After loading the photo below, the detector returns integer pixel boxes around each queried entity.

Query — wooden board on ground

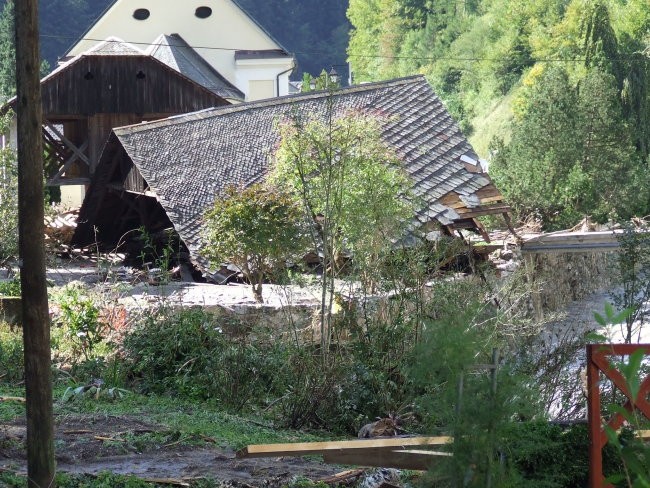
[237,436,452,459]
[237,436,453,470]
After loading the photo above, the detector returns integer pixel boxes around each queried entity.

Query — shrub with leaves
[0,114,17,264]
[54,283,103,361]
[202,184,307,302]
[122,307,285,411]
[0,274,20,296]
[272,109,415,353]
[0,323,23,383]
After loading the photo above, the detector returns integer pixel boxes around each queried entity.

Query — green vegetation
[202,184,307,302]
[273,110,414,353]
[347,0,650,229]
[0,113,17,263]
[1,254,648,486]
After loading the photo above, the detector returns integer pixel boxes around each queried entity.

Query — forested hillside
[0,0,349,82]
[348,0,650,228]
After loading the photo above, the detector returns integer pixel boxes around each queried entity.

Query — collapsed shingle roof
[97,75,506,263]
[148,34,244,101]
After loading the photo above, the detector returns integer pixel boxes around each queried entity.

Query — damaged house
[72,75,510,279]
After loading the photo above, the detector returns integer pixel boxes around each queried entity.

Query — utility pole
[15,0,56,486]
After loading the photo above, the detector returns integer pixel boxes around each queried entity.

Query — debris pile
[44,208,78,250]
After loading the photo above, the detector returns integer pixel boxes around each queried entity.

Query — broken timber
[237,436,452,471]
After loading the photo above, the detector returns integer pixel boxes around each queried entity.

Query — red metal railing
[587,344,650,488]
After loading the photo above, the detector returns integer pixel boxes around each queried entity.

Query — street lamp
[328,67,339,85]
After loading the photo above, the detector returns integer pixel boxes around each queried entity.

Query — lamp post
[328,67,339,86]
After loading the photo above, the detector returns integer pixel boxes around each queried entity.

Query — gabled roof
[148,34,244,101]
[80,75,507,263]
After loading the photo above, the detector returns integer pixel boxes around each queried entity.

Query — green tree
[574,68,642,221]
[201,183,307,303]
[491,65,643,228]
[0,113,17,263]
[490,66,581,228]
[272,108,413,352]
[0,0,15,100]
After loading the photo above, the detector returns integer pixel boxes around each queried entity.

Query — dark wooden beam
[15,0,56,485]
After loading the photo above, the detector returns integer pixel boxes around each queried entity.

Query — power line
[39,33,650,65]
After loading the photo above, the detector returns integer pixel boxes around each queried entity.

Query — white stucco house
[62,0,296,102]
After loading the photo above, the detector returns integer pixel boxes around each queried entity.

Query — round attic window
[195,6,212,18]
[133,8,150,20]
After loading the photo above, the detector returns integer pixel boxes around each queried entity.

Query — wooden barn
[3,38,230,203]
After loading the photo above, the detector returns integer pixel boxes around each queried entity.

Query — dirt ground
[0,414,341,486]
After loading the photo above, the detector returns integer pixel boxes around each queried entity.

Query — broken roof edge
[112,75,430,137]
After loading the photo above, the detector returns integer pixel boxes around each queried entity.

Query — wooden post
[587,345,604,488]
[15,0,56,486]
[486,348,500,488]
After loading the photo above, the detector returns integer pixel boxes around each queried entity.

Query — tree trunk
[15,0,55,486]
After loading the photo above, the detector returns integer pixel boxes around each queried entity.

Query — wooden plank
[478,195,504,204]
[455,205,511,218]
[237,436,452,458]
[475,185,503,199]
[472,218,490,243]
[45,177,90,186]
[637,430,650,440]
[322,448,447,471]
[439,194,460,206]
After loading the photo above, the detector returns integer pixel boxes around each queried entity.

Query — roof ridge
[84,36,145,55]
[114,75,429,136]
[147,33,244,100]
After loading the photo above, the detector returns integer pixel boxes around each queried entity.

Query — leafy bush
[503,422,626,488]
[0,324,23,383]
[0,275,20,296]
[53,283,103,361]
[122,307,284,412]
[202,184,307,303]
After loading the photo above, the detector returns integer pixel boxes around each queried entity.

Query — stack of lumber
[44,209,78,245]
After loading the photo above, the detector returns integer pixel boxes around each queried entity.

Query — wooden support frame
[587,344,650,488]
[42,121,90,184]
[43,121,90,166]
